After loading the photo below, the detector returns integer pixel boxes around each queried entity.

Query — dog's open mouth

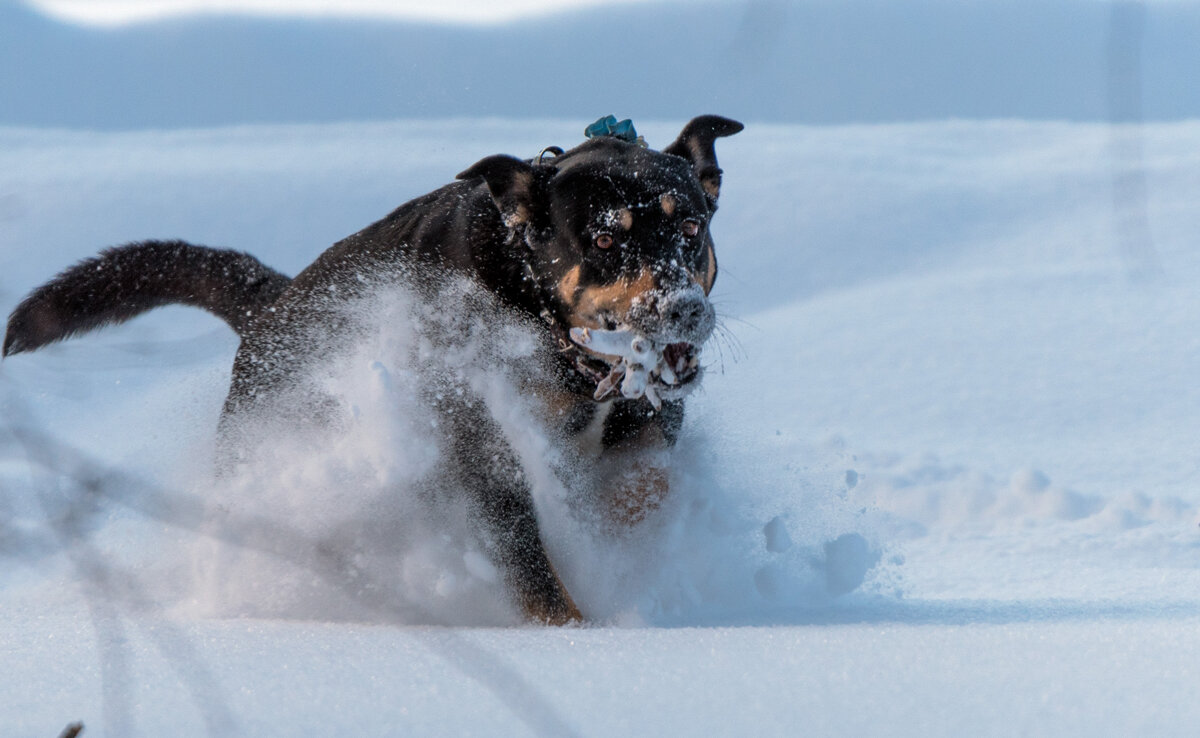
[660,341,702,386]
[568,326,702,409]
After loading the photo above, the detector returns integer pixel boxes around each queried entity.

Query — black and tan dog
[3,115,742,624]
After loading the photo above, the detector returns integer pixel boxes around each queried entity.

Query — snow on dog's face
[458,116,741,401]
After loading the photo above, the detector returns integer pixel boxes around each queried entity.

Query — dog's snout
[630,286,715,345]
[661,291,706,327]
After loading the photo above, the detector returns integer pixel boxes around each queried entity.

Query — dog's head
[459,115,742,399]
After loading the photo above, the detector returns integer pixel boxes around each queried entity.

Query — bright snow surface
[2,118,1200,735]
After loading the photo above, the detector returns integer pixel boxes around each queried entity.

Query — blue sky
[6,0,1200,129]
[24,0,655,25]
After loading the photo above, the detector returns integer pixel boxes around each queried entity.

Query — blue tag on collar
[585,115,644,146]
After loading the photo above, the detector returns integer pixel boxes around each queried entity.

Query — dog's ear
[457,155,542,229]
[663,115,744,204]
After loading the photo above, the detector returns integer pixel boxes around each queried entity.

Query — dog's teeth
[659,363,677,385]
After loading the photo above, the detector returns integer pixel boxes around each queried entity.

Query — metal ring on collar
[535,146,564,164]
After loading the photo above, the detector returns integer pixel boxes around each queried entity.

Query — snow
[8,615,1200,737]
[4,72,1200,738]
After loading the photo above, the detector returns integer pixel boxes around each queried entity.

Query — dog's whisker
[704,331,730,377]
[715,312,759,332]
[708,319,745,366]
[722,327,747,363]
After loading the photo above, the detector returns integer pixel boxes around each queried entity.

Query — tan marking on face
[703,243,717,294]
[557,265,582,305]
[618,208,633,231]
[660,193,677,216]
[687,243,717,295]
[570,268,657,328]
[701,175,721,200]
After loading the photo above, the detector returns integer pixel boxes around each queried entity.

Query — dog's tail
[3,240,291,357]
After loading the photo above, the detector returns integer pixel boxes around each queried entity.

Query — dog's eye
[681,220,701,238]
[595,233,615,249]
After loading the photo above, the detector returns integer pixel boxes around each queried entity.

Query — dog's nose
[656,288,713,338]
[661,292,705,326]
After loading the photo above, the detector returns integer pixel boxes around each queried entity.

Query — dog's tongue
[568,326,687,409]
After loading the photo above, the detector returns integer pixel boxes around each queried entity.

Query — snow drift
[4,117,1200,735]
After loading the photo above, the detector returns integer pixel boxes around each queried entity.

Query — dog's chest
[570,401,616,459]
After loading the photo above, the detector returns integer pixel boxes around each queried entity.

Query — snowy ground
[3,117,1200,736]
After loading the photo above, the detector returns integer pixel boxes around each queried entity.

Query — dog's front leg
[605,458,670,527]
[596,399,684,527]
[471,473,582,625]
[445,399,581,625]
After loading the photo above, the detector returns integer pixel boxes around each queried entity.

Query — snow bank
[4,118,1200,735]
